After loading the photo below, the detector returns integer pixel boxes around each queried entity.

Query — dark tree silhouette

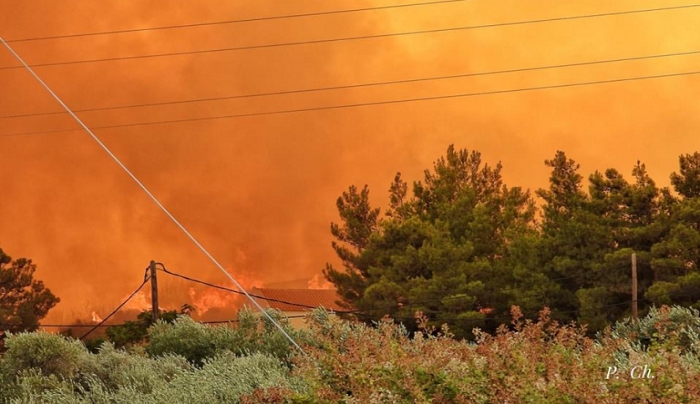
[0,248,59,334]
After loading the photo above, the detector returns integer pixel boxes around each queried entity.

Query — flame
[188,287,243,315]
[7,0,700,328]
[122,291,151,312]
[187,269,263,316]
[91,311,103,323]
[308,273,334,289]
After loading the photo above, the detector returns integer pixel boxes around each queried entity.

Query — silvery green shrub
[604,305,700,352]
[2,332,87,379]
[146,309,308,366]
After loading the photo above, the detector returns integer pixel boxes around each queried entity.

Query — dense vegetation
[1,307,700,403]
[326,146,700,336]
[3,145,700,401]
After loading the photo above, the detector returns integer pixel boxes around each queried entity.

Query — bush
[604,305,700,353]
[4,307,700,402]
[145,316,217,366]
[75,342,191,394]
[2,331,87,379]
[292,307,700,402]
[148,352,307,403]
[4,368,78,403]
[0,345,303,403]
[146,308,308,366]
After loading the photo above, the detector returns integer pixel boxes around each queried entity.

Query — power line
[157,263,350,312]
[21,283,700,329]
[1,3,697,70]
[3,68,700,139]
[157,261,636,318]
[80,269,150,340]
[4,0,472,43]
[201,315,307,325]
[3,48,699,121]
[0,315,309,329]
[0,37,306,354]
[4,271,698,331]
[6,287,698,330]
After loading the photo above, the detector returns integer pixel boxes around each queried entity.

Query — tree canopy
[0,248,59,334]
[326,145,700,337]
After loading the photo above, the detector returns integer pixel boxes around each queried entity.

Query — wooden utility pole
[150,260,159,322]
[631,253,638,321]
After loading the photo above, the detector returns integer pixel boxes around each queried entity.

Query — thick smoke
[0,0,699,323]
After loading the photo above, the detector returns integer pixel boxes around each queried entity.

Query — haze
[1,0,699,323]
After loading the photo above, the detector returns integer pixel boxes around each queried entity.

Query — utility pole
[631,253,638,321]
[150,260,159,323]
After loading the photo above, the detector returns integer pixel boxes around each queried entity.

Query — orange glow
[91,311,103,323]
[308,273,334,289]
[122,291,152,313]
[185,269,263,317]
[188,287,243,315]
[0,1,698,322]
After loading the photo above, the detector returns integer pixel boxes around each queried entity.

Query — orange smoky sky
[0,0,699,324]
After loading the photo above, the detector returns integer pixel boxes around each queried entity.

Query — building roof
[250,287,346,312]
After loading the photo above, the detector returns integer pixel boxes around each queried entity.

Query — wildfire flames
[69,269,315,324]
[122,291,152,313]
[91,311,103,323]
[188,287,243,315]
[187,270,264,316]
[307,273,334,289]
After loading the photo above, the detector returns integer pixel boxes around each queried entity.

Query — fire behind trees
[3,145,700,342]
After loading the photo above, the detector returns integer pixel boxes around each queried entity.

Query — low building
[249,287,346,329]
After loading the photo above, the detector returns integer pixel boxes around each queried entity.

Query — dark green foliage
[326,145,700,335]
[103,304,192,348]
[670,152,700,198]
[645,154,700,309]
[0,248,59,334]
[326,145,539,337]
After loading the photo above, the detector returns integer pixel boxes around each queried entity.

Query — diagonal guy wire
[0,36,305,354]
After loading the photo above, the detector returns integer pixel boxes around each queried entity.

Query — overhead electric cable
[157,263,348,312]
[3,48,699,121]
[6,289,696,330]
[3,68,700,139]
[0,36,305,354]
[0,315,309,330]
[0,3,697,70]
[4,0,472,43]
[5,272,695,331]
[201,315,307,324]
[79,269,150,340]
[157,262,638,317]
